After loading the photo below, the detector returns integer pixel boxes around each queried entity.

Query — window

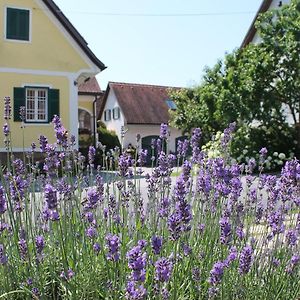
[104,109,111,121]
[6,7,30,41]
[26,88,48,122]
[13,87,60,123]
[166,99,177,110]
[113,107,120,120]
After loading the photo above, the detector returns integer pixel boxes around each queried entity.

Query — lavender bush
[0,98,299,299]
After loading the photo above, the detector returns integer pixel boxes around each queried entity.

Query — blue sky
[54,0,262,89]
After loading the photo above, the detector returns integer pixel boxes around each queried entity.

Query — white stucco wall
[101,89,125,140]
[124,124,183,153]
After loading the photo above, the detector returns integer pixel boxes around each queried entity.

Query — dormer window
[166,99,177,110]
[6,7,30,41]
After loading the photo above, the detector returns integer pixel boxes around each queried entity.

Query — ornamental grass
[0,97,299,299]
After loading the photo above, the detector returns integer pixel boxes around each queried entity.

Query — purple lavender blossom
[224,246,237,267]
[126,281,147,300]
[18,239,28,261]
[0,244,8,265]
[286,255,300,274]
[35,235,45,254]
[236,226,245,240]
[221,122,236,148]
[118,153,133,177]
[267,210,285,236]
[52,115,68,148]
[286,229,298,247]
[0,186,6,215]
[182,244,192,256]
[19,106,26,122]
[86,226,97,239]
[159,197,170,218]
[93,243,101,254]
[137,149,148,167]
[238,245,253,275]
[160,123,169,140]
[167,212,182,241]
[190,128,202,163]
[154,257,173,282]
[39,135,48,152]
[3,123,9,137]
[151,236,163,255]
[31,288,40,297]
[60,268,75,281]
[105,234,120,261]
[86,188,100,209]
[219,217,232,245]
[88,146,96,166]
[127,244,147,282]
[137,240,147,249]
[44,184,58,210]
[208,261,225,286]
[4,97,11,120]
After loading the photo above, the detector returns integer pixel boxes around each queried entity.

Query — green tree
[170,0,300,153]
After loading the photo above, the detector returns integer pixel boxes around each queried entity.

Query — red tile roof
[99,82,181,125]
[241,0,273,48]
[78,77,102,95]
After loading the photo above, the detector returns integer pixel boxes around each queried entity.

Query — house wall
[101,89,125,141]
[0,0,100,151]
[125,124,182,153]
[0,72,72,150]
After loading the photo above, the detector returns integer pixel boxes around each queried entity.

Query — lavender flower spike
[239,245,253,275]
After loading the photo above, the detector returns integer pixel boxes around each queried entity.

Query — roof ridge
[109,81,182,89]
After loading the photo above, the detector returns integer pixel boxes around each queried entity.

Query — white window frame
[4,6,32,43]
[25,87,48,123]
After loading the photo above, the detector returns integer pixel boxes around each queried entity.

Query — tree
[170,0,300,153]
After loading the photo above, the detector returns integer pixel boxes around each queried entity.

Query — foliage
[98,126,121,152]
[1,116,300,299]
[170,0,300,155]
[231,122,296,170]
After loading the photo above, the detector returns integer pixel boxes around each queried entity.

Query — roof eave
[240,0,273,48]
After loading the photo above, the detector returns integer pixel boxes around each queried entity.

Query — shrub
[0,108,299,298]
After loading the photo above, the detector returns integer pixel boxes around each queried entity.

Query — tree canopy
[170,0,300,150]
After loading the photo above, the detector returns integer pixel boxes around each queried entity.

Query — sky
[54,0,262,90]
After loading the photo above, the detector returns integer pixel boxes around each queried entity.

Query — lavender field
[0,101,299,299]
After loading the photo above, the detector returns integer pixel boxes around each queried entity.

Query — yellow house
[0,0,106,152]
[78,77,104,148]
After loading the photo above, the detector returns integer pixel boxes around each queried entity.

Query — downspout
[93,96,98,148]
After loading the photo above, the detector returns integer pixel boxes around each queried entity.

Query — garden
[0,101,299,299]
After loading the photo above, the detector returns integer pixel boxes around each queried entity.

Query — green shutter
[13,87,25,122]
[6,8,29,41]
[48,89,60,123]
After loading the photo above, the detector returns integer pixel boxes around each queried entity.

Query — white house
[241,0,291,47]
[98,82,185,158]
[241,0,293,125]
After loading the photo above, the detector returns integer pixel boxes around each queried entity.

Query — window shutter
[48,89,60,123]
[6,8,29,41]
[13,87,25,122]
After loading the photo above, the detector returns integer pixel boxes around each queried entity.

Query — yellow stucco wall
[0,0,101,150]
[0,73,70,148]
[78,95,94,114]
[0,0,90,72]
